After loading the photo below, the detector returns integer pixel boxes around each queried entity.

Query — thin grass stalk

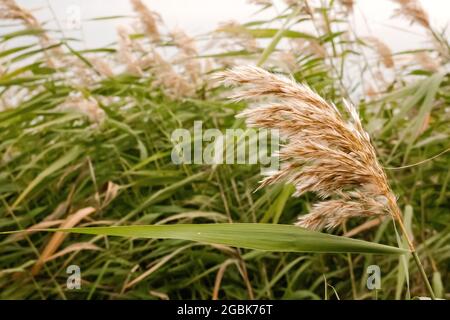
[390,203,436,299]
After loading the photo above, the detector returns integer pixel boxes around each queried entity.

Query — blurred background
[15,0,450,49]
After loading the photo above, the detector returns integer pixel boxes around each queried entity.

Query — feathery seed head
[392,0,430,29]
[364,37,395,69]
[216,65,400,230]
[130,0,161,41]
[59,93,105,125]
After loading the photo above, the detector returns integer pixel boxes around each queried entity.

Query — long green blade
[48,223,406,254]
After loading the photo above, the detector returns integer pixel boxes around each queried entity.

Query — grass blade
[41,223,408,254]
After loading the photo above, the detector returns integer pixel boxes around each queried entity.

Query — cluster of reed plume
[0,0,210,113]
[2,0,446,108]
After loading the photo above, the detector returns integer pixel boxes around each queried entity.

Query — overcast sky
[16,0,450,52]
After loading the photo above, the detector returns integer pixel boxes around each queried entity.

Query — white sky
[15,0,450,52]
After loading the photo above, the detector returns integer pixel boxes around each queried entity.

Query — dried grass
[392,0,430,29]
[31,207,96,275]
[338,0,354,13]
[364,37,395,69]
[216,65,403,230]
[0,0,64,67]
[130,0,161,41]
[171,29,202,85]
[58,92,105,124]
[414,52,440,72]
[117,25,144,76]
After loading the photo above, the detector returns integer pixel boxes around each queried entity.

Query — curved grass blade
[47,223,407,254]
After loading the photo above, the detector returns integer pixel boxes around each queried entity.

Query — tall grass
[0,0,448,299]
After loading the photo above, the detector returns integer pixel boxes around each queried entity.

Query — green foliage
[0,0,448,300]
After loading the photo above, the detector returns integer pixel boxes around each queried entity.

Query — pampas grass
[130,0,161,41]
[392,0,430,29]
[365,37,395,69]
[0,0,64,67]
[217,65,437,298]
[216,65,395,229]
[117,25,144,76]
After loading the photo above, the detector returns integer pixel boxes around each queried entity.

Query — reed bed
[0,0,448,299]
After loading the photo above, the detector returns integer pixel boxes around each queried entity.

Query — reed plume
[130,0,160,42]
[392,0,430,29]
[291,38,326,58]
[364,37,395,69]
[171,29,202,86]
[216,65,397,230]
[116,25,143,76]
[0,0,38,26]
[338,0,354,13]
[89,56,115,78]
[0,0,64,67]
[59,92,105,125]
[217,65,436,298]
[150,49,195,99]
[414,52,440,72]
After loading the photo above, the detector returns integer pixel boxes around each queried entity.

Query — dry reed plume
[0,0,64,67]
[58,92,105,124]
[364,37,395,69]
[414,51,440,72]
[171,29,202,86]
[217,66,436,298]
[338,0,354,13]
[216,65,405,232]
[392,0,430,29]
[130,0,161,42]
[117,25,144,76]
[0,0,39,27]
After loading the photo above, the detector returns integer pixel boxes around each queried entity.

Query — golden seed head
[217,65,400,230]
